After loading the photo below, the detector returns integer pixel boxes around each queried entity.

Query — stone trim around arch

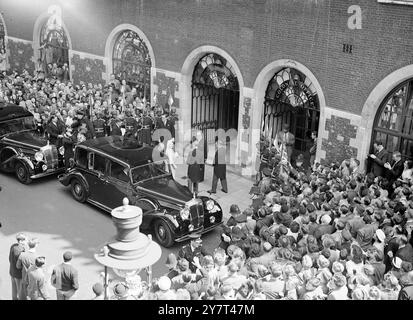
[103,23,156,95]
[0,12,9,68]
[358,64,413,167]
[179,45,245,169]
[250,59,326,173]
[32,10,73,62]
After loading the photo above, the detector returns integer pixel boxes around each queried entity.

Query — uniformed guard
[93,112,106,138]
[177,233,209,273]
[124,109,138,136]
[139,110,153,145]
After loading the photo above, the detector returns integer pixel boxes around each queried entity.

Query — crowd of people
[3,66,413,300]
[0,68,178,170]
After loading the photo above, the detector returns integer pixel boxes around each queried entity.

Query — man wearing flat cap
[26,256,49,300]
[178,234,209,273]
[51,251,79,300]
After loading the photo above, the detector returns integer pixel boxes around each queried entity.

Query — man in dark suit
[209,139,228,194]
[51,251,79,300]
[178,234,209,273]
[46,114,64,145]
[384,151,404,186]
[368,140,390,178]
[9,233,27,300]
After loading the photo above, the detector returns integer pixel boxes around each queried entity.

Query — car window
[108,160,130,183]
[89,153,107,174]
[76,148,88,168]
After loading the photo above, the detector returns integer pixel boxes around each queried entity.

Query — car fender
[0,146,19,168]
[62,172,90,194]
[16,155,35,171]
[145,211,179,230]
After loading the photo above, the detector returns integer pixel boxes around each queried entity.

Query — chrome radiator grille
[41,145,59,169]
[187,199,205,229]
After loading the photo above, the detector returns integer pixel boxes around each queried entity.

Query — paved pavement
[0,164,253,300]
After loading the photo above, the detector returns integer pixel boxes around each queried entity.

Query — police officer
[93,112,106,138]
[139,110,153,145]
[110,114,124,136]
[177,233,209,273]
[124,109,138,136]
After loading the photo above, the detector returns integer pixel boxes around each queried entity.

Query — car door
[86,151,112,208]
[105,159,135,209]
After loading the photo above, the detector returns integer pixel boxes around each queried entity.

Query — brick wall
[6,39,34,74]
[70,53,106,86]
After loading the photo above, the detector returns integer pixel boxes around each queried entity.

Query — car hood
[2,131,48,150]
[136,177,194,206]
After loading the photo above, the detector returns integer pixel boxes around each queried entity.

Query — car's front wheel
[15,162,32,184]
[71,179,87,203]
[153,219,174,248]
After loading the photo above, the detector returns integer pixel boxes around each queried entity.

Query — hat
[188,233,202,240]
[230,204,241,215]
[332,261,344,274]
[165,253,178,269]
[158,276,172,291]
[263,242,272,252]
[262,167,272,177]
[113,283,128,297]
[375,229,385,243]
[320,214,332,225]
[393,257,402,269]
[16,233,27,241]
[63,251,73,261]
[92,283,104,296]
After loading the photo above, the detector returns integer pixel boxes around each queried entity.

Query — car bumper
[174,221,223,243]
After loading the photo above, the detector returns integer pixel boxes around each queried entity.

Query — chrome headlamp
[206,200,215,211]
[34,151,44,162]
[180,206,190,220]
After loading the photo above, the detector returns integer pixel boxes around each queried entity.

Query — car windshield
[0,116,36,137]
[131,161,169,183]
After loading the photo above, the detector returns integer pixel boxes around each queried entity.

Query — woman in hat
[378,273,401,300]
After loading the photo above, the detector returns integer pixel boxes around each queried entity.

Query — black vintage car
[58,136,223,247]
[0,103,65,184]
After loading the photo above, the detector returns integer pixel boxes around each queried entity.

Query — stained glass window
[373,79,413,160]
[192,53,239,91]
[39,14,69,75]
[112,30,152,99]
[262,67,320,153]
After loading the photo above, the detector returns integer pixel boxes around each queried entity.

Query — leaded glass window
[373,79,413,160]
[112,30,152,99]
[192,53,239,91]
[262,67,320,153]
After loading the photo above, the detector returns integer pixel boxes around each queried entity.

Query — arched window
[39,14,70,76]
[262,67,320,155]
[372,79,413,160]
[112,30,152,99]
[191,53,240,147]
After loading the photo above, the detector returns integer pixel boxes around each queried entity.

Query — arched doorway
[262,67,320,162]
[38,14,70,77]
[371,79,413,160]
[191,53,240,148]
[112,30,152,100]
